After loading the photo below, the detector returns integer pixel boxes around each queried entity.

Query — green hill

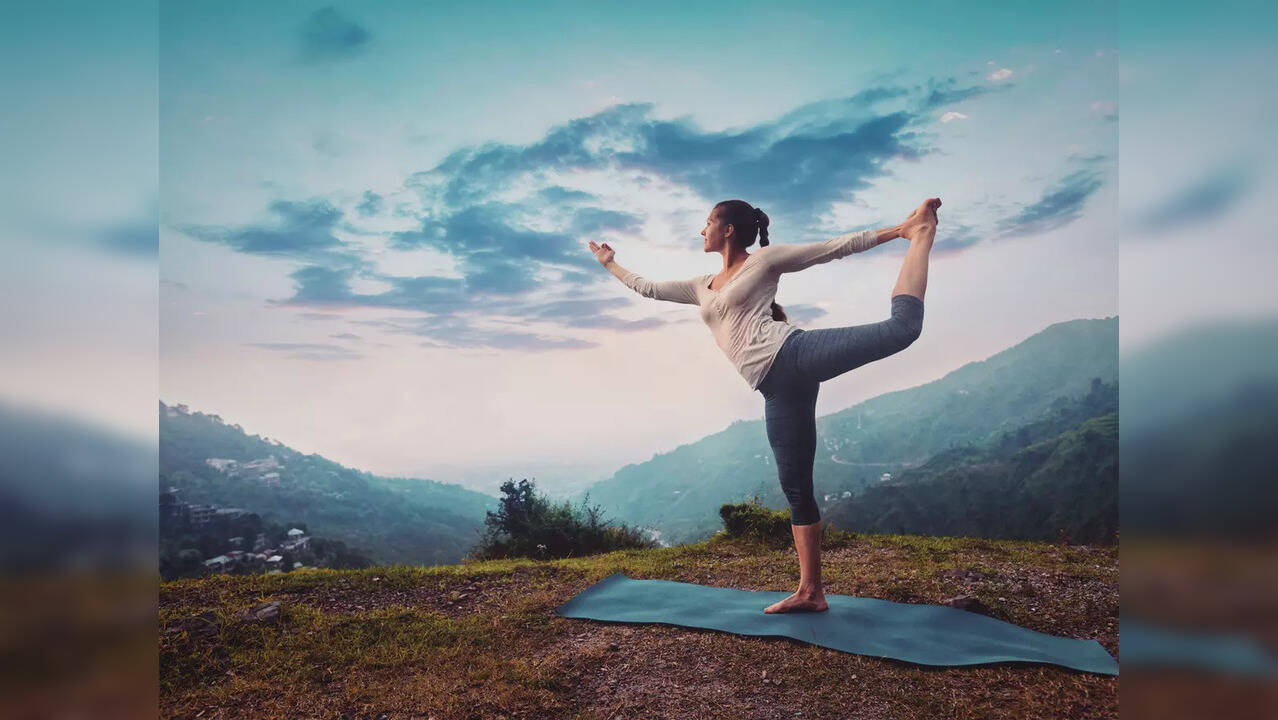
[825,410,1117,543]
[159,401,497,565]
[574,316,1118,544]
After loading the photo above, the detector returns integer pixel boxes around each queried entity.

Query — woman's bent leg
[788,294,924,384]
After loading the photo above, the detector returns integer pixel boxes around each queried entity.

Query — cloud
[987,68,1014,82]
[939,111,968,123]
[330,332,361,340]
[919,76,998,109]
[537,186,598,203]
[97,216,158,256]
[298,6,371,63]
[295,311,343,321]
[406,95,944,231]
[353,315,598,351]
[995,167,1105,238]
[176,198,364,267]
[231,79,998,351]
[570,207,645,235]
[245,342,364,361]
[356,191,383,217]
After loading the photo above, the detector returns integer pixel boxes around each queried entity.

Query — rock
[942,595,992,616]
[608,643,620,651]
[761,670,768,679]
[240,601,281,624]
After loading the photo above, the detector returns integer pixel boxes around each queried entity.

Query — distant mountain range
[159,402,497,565]
[572,316,1119,545]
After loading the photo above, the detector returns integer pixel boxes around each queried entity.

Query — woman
[588,197,940,613]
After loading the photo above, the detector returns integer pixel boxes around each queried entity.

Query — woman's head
[703,199,787,323]
[703,199,770,251]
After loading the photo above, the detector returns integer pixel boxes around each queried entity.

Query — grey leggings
[757,293,925,526]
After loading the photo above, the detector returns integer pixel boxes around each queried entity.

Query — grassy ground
[160,525,1117,720]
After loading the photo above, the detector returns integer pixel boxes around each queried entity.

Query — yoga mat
[555,573,1118,676]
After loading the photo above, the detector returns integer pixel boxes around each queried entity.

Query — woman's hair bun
[754,207,770,246]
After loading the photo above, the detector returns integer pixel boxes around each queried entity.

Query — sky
[153,0,1121,489]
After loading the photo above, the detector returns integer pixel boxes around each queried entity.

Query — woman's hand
[587,240,615,267]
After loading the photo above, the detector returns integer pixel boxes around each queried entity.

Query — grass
[160,528,1118,719]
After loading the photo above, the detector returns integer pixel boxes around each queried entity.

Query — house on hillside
[204,555,232,572]
[205,458,238,473]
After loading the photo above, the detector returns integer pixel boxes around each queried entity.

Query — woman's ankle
[798,581,824,595]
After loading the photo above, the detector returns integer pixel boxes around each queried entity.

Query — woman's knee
[788,498,821,526]
[890,293,924,347]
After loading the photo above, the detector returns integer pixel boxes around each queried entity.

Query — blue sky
[156,1,1119,487]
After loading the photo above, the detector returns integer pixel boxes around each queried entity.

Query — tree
[471,478,655,560]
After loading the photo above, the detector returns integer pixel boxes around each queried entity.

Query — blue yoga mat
[555,573,1118,676]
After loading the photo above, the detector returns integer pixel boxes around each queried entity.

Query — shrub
[469,478,657,560]
[718,495,796,546]
[717,497,859,548]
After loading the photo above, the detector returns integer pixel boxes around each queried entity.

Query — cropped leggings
[756,293,925,526]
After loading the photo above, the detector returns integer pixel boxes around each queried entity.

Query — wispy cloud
[356,191,383,217]
[177,198,364,268]
[996,158,1107,238]
[245,342,364,361]
[297,6,371,63]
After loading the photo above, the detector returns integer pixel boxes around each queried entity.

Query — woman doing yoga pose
[589,197,940,613]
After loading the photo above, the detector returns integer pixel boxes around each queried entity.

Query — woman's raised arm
[764,226,901,274]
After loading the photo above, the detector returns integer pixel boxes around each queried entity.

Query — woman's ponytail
[755,207,784,320]
[754,206,770,246]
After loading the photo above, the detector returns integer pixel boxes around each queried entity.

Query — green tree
[471,478,655,560]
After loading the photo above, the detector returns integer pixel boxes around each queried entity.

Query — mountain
[159,402,497,566]
[824,409,1117,543]
[572,316,1118,544]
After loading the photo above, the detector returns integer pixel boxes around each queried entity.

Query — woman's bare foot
[764,588,829,614]
[900,197,941,241]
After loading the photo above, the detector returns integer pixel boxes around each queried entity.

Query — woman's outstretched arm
[614,264,701,305]
[589,240,701,305]
[764,225,902,274]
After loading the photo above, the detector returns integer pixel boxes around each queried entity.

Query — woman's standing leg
[759,365,829,613]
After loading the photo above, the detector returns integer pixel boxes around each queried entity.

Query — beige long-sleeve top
[619,228,880,390]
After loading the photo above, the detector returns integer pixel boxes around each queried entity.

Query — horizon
[160,311,1117,494]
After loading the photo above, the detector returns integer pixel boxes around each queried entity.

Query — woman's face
[701,209,730,251]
